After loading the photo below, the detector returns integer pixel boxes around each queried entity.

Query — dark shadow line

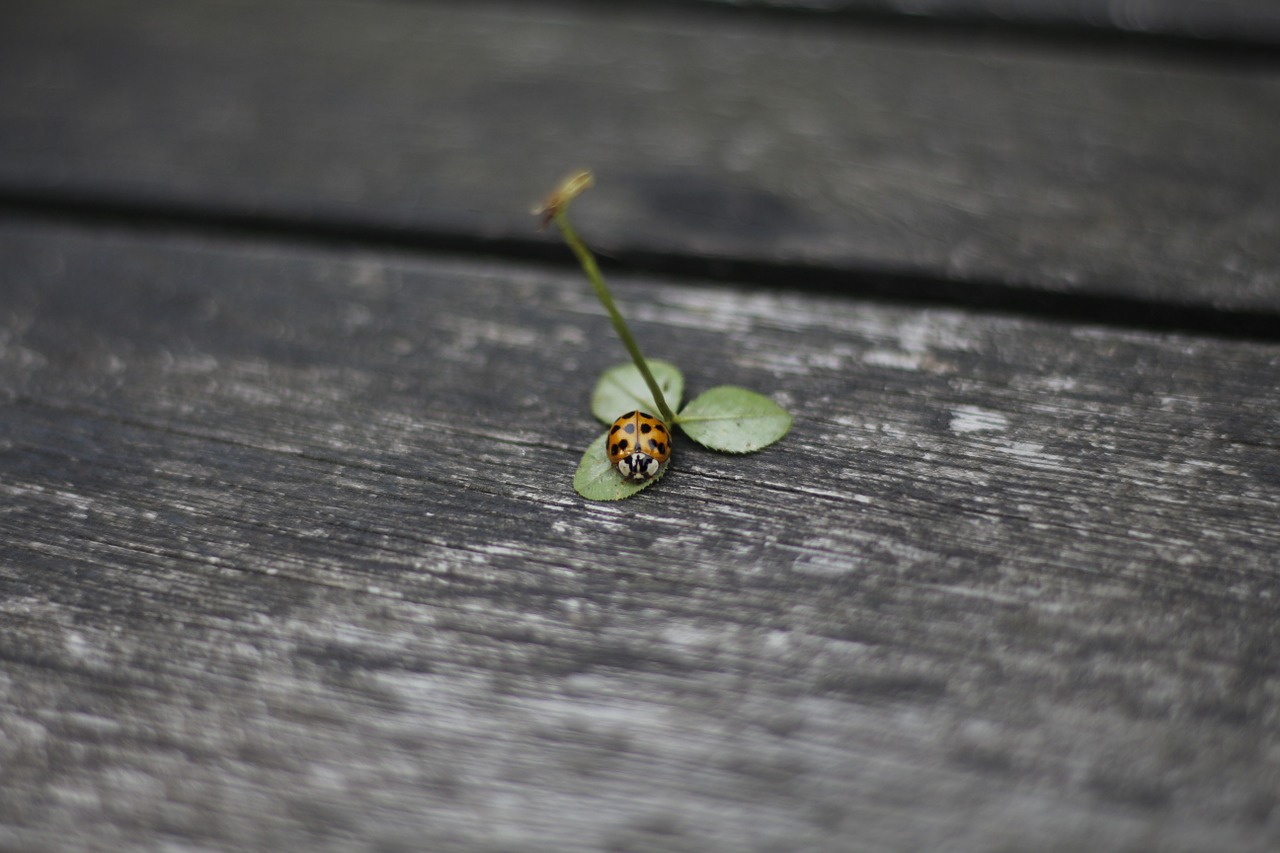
[1,191,1277,344]
[451,0,1280,69]
[608,246,1280,343]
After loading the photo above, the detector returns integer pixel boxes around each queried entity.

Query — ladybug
[607,410,671,481]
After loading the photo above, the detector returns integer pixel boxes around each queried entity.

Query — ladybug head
[617,452,660,481]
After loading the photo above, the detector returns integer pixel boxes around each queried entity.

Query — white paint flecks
[863,349,926,371]
[949,405,1009,434]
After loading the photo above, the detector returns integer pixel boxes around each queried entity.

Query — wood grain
[3,0,1280,317]
[680,0,1280,45]
[2,220,1277,851]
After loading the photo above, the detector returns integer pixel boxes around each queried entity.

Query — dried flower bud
[534,170,594,228]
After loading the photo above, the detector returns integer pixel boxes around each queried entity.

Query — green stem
[552,210,676,425]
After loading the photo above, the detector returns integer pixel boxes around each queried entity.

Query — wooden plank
[3,0,1280,318]
[682,0,1280,45]
[2,220,1278,850]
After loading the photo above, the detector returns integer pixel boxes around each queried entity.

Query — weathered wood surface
[682,0,1280,45]
[4,0,1280,850]
[4,0,1280,318]
[2,220,1279,851]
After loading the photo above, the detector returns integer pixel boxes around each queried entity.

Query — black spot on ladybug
[654,424,667,434]
[622,411,636,419]
[655,442,667,454]
[640,423,652,434]
[610,424,621,434]
[617,439,629,451]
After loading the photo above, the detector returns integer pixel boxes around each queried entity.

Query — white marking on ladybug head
[617,452,660,481]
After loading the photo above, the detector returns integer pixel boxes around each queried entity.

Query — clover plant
[537,171,791,500]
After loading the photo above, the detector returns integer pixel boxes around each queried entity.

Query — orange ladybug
[607,410,671,481]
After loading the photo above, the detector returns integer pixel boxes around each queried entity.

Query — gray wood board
[2,220,1278,851]
[673,0,1280,45]
[3,0,1280,316]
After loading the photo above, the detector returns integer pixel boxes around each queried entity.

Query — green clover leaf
[591,360,684,424]
[677,386,792,453]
